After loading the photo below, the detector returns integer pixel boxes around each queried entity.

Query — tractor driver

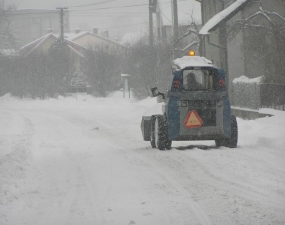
[186,72,203,90]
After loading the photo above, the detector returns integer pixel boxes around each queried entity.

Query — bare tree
[125,38,173,99]
[228,7,285,84]
[84,46,121,97]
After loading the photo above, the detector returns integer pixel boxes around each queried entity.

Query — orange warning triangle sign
[184,110,203,128]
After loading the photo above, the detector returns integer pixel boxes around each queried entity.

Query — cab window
[182,69,213,91]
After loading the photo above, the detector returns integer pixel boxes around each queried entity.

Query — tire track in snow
[174,152,285,209]
[128,152,213,225]
[130,146,285,224]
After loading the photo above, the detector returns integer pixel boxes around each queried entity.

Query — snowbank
[233,75,262,84]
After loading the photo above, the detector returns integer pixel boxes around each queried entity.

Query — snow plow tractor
[141,51,238,150]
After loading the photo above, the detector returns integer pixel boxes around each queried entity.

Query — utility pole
[156,11,161,40]
[56,7,68,42]
[172,0,179,58]
[149,0,154,47]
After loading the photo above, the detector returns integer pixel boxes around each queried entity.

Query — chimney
[93,28,98,35]
[101,30,109,38]
[47,27,53,33]
[75,28,81,34]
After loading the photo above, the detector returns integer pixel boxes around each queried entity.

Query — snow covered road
[0,93,285,225]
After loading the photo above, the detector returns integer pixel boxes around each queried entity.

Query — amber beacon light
[188,50,195,56]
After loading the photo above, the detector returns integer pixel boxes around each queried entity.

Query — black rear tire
[150,115,157,148]
[165,140,172,150]
[215,115,238,148]
[154,115,167,150]
[227,115,238,148]
[215,139,226,147]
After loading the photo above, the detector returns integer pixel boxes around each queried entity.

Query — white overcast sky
[5,0,200,39]
[5,0,150,32]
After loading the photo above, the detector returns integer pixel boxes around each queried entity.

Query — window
[182,68,212,91]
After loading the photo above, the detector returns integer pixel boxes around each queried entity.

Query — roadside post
[121,74,131,98]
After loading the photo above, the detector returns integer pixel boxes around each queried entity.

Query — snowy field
[0,92,284,225]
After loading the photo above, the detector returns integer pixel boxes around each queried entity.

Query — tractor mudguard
[167,96,180,140]
[167,70,182,140]
[219,69,231,138]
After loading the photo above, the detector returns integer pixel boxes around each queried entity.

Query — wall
[227,11,245,103]
[242,0,285,80]
[201,0,285,105]
[202,0,228,83]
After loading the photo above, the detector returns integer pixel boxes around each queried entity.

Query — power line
[69,0,116,8]
[70,12,148,17]
[7,2,171,16]
[69,1,169,9]
[70,21,147,30]
[7,11,61,16]
[8,12,148,20]
[6,4,146,16]
[69,4,149,12]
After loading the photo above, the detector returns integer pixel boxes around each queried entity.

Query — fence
[232,76,261,110]
[232,76,285,111]
[260,84,285,111]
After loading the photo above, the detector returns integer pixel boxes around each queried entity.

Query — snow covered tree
[69,69,89,93]
[84,46,121,97]
[48,38,71,95]
[228,7,285,84]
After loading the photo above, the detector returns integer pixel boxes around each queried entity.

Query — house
[19,33,86,71]
[197,0,285,102]
[64,29,126,53]
[7,9,70,49]
[18,31,126,94]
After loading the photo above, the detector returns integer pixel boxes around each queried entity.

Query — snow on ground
[0,92,285,225]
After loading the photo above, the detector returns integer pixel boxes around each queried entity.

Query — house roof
[199,0,250,35]
[157,0,201,26]
[19,33,56,55]
[120,32,144,46]
[65,31,125,48]
[19,33,87,57]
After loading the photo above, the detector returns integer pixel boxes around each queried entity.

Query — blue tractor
[141,52,238,150]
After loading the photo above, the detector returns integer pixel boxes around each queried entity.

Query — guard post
[121,74,131,98]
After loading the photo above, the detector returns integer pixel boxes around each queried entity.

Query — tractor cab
[141,51,238,150]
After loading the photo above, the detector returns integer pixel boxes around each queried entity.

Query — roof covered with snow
[120,32,145,46]
[64,31,125,48]
[199,0,249,35]
[173,56,214,69]
[19,33,86,57]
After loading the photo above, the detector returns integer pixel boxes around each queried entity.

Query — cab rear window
[182,69,213,91]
